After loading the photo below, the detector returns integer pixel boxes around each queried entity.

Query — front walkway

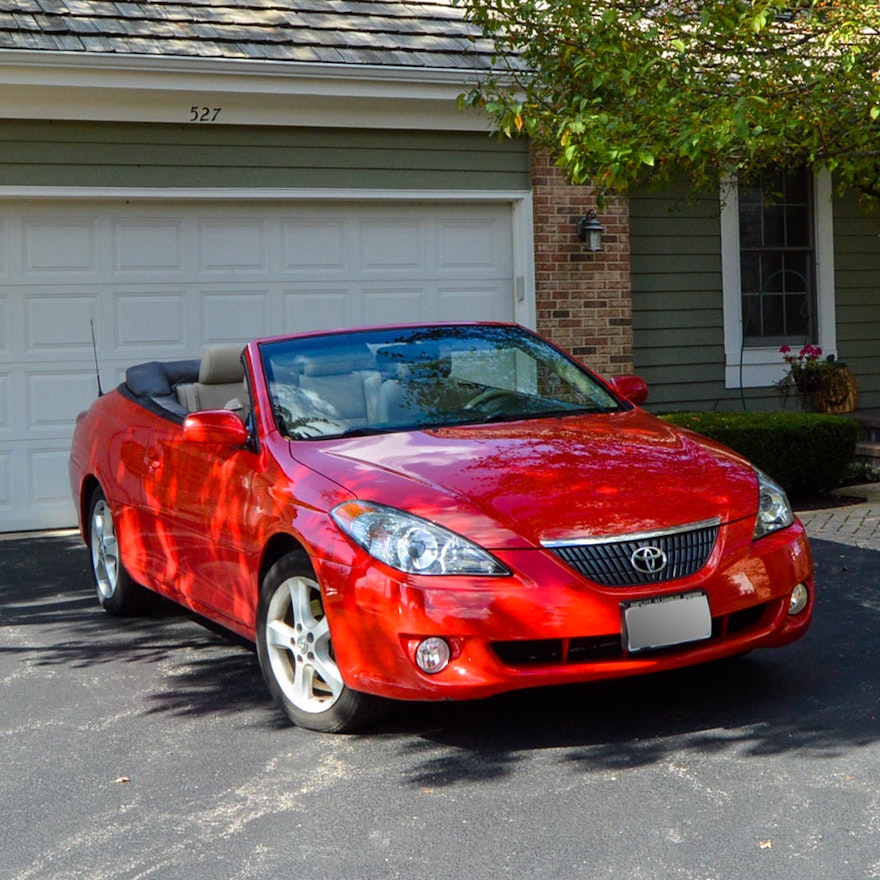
[798,482,880,552]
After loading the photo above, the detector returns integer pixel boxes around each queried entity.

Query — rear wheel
[87,487,157,616]
[256,553,388,733]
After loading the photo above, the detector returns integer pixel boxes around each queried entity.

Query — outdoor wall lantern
[576,209,604,252]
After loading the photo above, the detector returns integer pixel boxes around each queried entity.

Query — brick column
[530,149,633,376]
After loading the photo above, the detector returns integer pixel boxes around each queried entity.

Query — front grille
[491,635,622,667]
[546,520,720,587]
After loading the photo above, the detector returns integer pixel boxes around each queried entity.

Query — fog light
[415,637,451,674]
[788,583,809,616]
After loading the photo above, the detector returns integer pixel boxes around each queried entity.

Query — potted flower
[777,345,858,413]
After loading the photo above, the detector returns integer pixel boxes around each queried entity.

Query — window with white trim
[722,168,836,389]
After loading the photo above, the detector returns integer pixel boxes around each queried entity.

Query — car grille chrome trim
[543,518,722,547]
[544,519,721,587]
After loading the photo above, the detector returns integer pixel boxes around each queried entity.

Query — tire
[256,553,388,733]
[87,487,157,617]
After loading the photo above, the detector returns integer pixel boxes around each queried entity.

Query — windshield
[260,324,624,440]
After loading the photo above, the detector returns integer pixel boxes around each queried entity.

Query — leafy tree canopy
[455,1,880,202]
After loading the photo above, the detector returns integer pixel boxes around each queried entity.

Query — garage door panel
[3,198,517,532]
[0,372,8,432]
[283,220,349,273]
[0,221,7,276]
[0,442,73,533]
[115,292,187,350]
[0,448,11,511]
[23,219,99,275]
[362,287,430,325]
[437,219,509,273]
[284,288,354,334]
[437,285,512,322]
[199,219,269,274]
[26,294,96,355]
[28,446,72,508]
[360,222,424,272]
[28,371,96,435]
[202,290,272,342]
[0,294,9,352]
[112,219,184,274]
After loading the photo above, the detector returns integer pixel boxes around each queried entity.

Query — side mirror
[609,375,649,406]
[183,410,249,447]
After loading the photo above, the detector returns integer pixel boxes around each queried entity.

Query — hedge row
[660,411,859,499]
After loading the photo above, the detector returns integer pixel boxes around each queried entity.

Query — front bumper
[316,517,814,701]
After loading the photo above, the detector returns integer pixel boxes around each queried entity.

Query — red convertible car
[69,322,813,732]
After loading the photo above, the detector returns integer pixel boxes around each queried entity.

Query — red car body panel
[69,324,814,705]
[290,411,759,548]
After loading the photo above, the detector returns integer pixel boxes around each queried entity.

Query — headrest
[199,344,245,385]
[126,359,200,398]
[375,342,451,377]
[294,345,373,376]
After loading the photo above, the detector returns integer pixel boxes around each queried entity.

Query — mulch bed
[793,493,866,512]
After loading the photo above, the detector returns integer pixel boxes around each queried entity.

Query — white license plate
[623,591,712,653]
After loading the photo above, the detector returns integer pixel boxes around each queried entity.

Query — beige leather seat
[296,354,382,426]
[375,342,466,423]
[176,344,246,413]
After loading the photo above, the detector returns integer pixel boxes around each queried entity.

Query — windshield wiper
[454,406,616,426]
[329,425,393,439]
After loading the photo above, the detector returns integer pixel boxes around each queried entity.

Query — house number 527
[190,106,222,122]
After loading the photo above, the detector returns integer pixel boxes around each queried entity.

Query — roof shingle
[0,0,499,70]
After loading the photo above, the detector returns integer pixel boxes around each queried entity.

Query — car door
[140,396,262,629]
[100,396,173,589]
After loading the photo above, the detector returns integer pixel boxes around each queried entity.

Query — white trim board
[0,51,494,131]
[721,170,836,389]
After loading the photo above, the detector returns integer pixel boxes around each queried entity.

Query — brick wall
[530,150,633,376]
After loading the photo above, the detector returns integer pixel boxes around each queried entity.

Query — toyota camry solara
[69,322,813,732]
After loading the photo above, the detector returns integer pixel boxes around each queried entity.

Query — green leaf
[459,0,880,203]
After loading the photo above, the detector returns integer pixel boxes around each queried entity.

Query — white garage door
[0,198,517,533]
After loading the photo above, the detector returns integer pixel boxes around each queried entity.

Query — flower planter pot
[810,367,859,414]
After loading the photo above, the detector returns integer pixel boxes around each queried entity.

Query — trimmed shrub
[661,411,858,499]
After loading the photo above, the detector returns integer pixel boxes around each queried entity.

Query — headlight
[753,469,794,539]
[330,500,509,576]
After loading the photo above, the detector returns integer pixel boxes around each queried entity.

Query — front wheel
[87,487,157,616]
[256,553,388,733]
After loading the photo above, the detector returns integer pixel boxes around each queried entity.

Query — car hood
[289,410,759,549]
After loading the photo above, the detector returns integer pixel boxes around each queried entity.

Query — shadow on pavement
[2,534,878,771]
[0,533,268,720]
[381,538,880,782]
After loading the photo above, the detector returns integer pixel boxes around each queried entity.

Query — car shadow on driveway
[2,535,877,766]
[0,533,270,721]
[380,538,880,784]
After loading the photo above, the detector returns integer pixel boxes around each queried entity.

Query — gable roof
[0,0,497,71]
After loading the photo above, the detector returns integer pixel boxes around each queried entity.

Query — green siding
[0,120,531,191]
[631,183,880,412]
[630,185,749,412]
[831,193,880,408]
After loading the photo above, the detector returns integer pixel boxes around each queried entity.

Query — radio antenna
[90,319,104,397]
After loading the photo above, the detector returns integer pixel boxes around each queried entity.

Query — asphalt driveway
[1,531,878,880]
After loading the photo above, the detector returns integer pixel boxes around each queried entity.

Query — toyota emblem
[630,545,668,574]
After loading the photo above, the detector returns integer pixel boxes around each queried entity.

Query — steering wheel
[463,387,518,410]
